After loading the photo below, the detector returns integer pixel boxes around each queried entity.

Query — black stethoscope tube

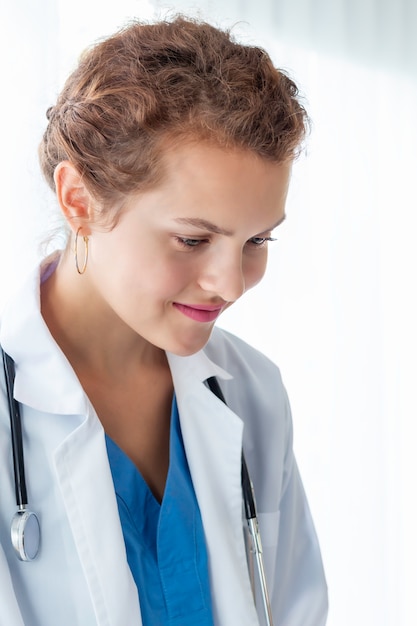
[2,348,40,561]
[2,349,28,508]
[206,376,274,626]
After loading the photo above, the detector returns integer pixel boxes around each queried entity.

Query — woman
[0,16,328,626]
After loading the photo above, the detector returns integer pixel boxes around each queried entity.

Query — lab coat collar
[0,253,87,415]
[0,256,88,415]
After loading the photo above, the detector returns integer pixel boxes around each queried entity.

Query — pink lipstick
[173,303,224,323]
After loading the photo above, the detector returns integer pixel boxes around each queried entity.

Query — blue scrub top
[105,397,214,626]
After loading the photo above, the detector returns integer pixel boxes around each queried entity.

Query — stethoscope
[2,348,273,625]
[2,348,41,562]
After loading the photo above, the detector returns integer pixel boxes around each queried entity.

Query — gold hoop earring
[74,227,89,275]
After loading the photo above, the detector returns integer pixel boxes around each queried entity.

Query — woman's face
[86,143,291,356]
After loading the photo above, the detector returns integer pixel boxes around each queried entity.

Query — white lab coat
[0,262,328,626]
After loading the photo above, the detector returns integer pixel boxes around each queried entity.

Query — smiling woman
[0,15,327,626]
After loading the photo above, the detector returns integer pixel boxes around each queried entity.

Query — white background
[1,1,416,624]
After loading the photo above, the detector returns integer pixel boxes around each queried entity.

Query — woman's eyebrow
[173,217,234,236]
[173,214,286,236]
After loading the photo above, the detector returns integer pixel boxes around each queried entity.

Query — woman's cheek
[244,253,268,291]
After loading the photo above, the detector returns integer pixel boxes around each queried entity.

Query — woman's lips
[173,302,224,323]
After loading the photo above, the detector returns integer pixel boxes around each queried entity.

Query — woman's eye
[176,237,206,248]
[248,236,277,247]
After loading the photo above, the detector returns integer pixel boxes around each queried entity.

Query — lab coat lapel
[168,352,260,626]
[53,404,142,626]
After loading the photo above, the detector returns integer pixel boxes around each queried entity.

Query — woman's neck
[40,251,169,382]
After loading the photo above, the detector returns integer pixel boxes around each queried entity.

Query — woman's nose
[198,254,246,303]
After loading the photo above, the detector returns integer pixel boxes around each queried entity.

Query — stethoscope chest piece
[11,509,40,561]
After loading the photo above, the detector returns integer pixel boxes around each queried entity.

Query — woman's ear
[54,161,94,235]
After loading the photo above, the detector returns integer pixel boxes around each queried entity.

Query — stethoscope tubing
[2,349,28,508]
[2,348,40,561]
[206,376,275,626]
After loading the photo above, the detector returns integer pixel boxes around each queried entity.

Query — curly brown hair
[39,16,308,213]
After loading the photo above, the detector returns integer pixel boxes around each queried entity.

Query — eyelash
[175,236,277,249]
[176,237,208,248]
[249,236,277,247]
